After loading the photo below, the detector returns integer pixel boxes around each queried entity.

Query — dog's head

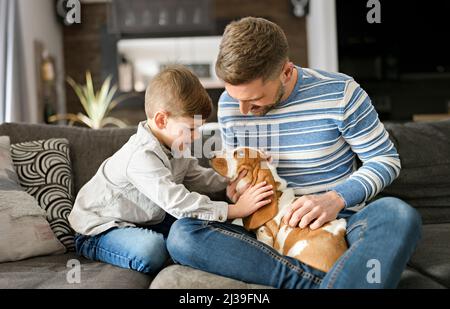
[210,147,279,230]
[209,147,271,181]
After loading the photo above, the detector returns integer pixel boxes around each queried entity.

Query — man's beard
[250,82,285,116]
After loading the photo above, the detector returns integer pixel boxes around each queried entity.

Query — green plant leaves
[59,71,130,129]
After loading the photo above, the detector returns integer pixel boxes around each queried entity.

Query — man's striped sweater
[218,67,401,209]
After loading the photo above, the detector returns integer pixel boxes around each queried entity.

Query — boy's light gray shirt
[68,121,229,236]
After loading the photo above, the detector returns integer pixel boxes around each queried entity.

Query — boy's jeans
[74,214,176,275]
[167,197,422,288]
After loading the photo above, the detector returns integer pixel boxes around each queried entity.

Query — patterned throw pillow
[10,138,75,251]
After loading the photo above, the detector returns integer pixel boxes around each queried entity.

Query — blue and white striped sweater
[218,67,401,209]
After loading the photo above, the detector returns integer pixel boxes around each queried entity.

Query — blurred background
[1,0,449,126]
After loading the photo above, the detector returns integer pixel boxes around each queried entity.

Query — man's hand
[226,170,250,203]
[283,191,346,230]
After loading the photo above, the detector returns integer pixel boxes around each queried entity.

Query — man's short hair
[215,17,289,85]
[145,65,212,119]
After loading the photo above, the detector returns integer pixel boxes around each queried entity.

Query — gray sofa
[0,120,449,289]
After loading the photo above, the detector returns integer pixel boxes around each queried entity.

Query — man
[167,17,421,288]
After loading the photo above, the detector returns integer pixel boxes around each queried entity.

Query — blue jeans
[74,214,176,274]
[167,197,422,288]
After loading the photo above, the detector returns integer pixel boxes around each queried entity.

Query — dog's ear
[237,165,248,176]
[234,165,253,194]
[259,149,273,164]
[243,171,278,231]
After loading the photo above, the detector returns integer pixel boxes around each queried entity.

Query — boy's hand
[282,191,345,230]
[227,181,274,219]
[226,170,249,203]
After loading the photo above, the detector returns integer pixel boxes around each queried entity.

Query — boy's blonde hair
[145,65,212,119]
[215,17,289,85]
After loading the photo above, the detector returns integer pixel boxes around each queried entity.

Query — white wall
[306,0,339,72]
[17,0,65,123]
[118,36,224,90]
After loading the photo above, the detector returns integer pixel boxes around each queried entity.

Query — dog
[210,147,348,272]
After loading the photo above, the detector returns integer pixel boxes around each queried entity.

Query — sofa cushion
[0,123,136,194]
[152,224,450,290]
[382,120,450,223]
[10,138,75,250]
[150,264,273,289]
[150,264,446,289]
[0,136,22,191]
[0,190,65,263]
[407,223,450,288]
[397,267,446,289]
[0,253,152,289]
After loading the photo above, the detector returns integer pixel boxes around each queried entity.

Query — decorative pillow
[10,138,75,251]
[0,190,66,262]
[0,136,22,191]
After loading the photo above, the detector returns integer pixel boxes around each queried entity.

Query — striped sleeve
[330,80,401,208]
[218,94,238,151]
[219,124,235,151]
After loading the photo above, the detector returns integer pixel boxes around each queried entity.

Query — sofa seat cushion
[398,267,446,289]
[0,253,152,288]
[407,223,450,288]
[150,265,273,289]
[151,224,450,289]
[151,265,446,289]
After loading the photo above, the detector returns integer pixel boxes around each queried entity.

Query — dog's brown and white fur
[210,147,348,272]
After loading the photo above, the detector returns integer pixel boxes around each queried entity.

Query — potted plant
[49,72,130,129]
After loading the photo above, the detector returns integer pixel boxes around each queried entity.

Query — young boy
[68,66,274,274]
